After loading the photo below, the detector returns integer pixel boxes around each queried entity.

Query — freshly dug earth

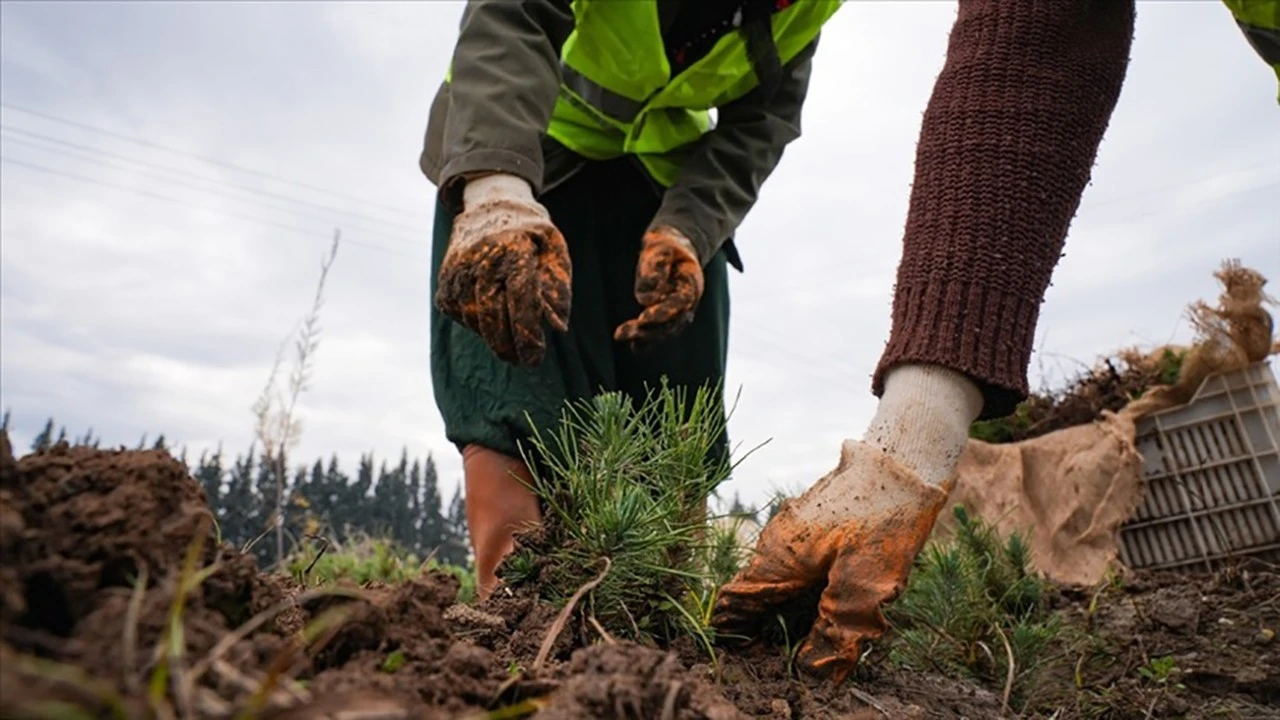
[1,436,1277,719]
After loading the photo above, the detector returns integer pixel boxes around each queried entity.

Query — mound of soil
[0,434,1276,719]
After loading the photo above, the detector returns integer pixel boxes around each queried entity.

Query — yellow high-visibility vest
[1223,0,1280,102]
[547,0,842,186]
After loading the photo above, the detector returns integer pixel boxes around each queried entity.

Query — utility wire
[731,320,863,393]
[4,100,1272,227]
[1,132,426,250]
[4,149,859,388]
[765,171,1280,297]
[0,101,432,222]
[1,155,427,258]
[0,125,431,236]
[1083,179,1280,226]
[1080,157,1280,211]
[12,101,1266,388]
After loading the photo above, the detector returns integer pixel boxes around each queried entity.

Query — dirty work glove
[711,440,950,683]
[712,365,983,683]
[435,173,572,366]
[613,226,703,350]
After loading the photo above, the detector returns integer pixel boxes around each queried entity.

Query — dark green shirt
[418,0,820,271]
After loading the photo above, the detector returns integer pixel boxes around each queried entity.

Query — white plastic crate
[1119,359,1280,572]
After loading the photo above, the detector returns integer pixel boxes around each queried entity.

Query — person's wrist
[462,172,535,210]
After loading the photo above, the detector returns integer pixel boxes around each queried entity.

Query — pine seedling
[702,515,751,589]
[887,505,1062,708]
[507,380,761,648]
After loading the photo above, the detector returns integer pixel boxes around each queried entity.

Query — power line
[1,132,426,250]
[0,101,433,222]
[1086,179,1280,226]
[766,169,1279,296]
[1080,157,1280,211]
[3,157,865,401]
[731,320,863,393]
[0,155,427,258]
[2,146,861,384]
[0,125,431,236]
[2,146,842,389]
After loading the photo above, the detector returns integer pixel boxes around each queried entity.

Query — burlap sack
[935,259,1275,588]
[934,410,1145,588]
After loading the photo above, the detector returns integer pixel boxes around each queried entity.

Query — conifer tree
[408,458,423,546]
[195,447,225,509]
[417,454,448,557]
[4,414,478,570]
[440,484,470,566]
[221,447,258,550]
[31,418,54,453]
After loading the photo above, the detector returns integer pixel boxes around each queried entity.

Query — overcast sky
[1,1,1276,512]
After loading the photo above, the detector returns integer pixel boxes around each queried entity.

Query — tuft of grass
[887,505,1063,708]
[702,515,752,589]
[1138,655,1184,688]
[285,533,476,603]
[505,380,764,650]
[380,649,407,674]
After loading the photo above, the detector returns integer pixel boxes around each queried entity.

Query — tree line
[6,411,771,570]
[9,414,470,569]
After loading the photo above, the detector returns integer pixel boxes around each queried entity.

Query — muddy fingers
[711,440,952,682]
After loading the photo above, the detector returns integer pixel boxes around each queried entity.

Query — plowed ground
[1,436,1275,719]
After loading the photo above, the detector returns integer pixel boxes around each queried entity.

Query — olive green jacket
[418,0,820,271]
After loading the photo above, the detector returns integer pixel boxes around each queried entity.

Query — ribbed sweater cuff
[873,280,1042,420]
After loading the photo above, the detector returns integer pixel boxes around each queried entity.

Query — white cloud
[1,1,1276,514]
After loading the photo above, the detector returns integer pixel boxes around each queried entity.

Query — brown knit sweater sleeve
[872,0,1136,420]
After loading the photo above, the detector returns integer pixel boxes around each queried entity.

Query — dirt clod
[536,644,746,720]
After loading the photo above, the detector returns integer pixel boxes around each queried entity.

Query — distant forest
[5,412,767,570]
[7,412,470,569]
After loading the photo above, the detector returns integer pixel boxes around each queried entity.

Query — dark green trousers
[430,156,731,463]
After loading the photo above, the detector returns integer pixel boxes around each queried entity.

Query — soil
[1,434,1277,719]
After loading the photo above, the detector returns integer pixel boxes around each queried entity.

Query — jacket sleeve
[648,37,820,265]
[1223,0,1280,102]
[436,0,575,203]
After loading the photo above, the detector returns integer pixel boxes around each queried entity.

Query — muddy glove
[613,227,703,350]
[712,365,983,683]
[435,173,572,366]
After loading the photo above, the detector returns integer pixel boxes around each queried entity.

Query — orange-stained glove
[435,173,572,367]
[711,439,951,684]
[614,227,704,350]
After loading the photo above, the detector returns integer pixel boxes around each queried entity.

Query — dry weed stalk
[973,258,1276,444]
[252,229,341,565]
[533,557,612,672]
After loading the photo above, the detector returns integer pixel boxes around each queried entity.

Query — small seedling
[1138,656,1183,688]
[887,505,1063,709]
[775,614,803,678]
[284,535,475,602]
[506,380,766,656]
[380,649,407,674]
